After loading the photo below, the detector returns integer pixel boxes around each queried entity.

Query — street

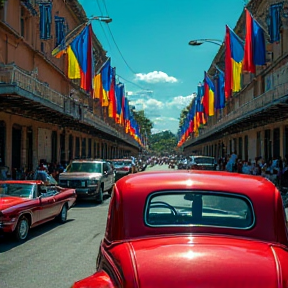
[0,165,170,288]
[1,164,287,288]
[0,197,110,288]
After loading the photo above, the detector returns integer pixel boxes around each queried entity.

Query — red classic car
[72,170,288,288]
[0,179,76,241]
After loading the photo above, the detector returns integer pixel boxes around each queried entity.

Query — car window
[0,183,34,199]
[145,191,254,229]
[194,157,215,164]
[66,162,102,173]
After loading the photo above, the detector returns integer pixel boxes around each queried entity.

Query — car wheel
[108,185,113,196]
[97,186,103,203]
[14,216,29,241]
[58,204,68,223]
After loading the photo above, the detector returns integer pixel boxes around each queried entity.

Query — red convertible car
[0,179,76,241]
[72,170,288,288]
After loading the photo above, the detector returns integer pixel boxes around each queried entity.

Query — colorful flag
[115,83,124,124]
[93,74,103,101]
[224,25,244,98]
[67,46,81,79]
[101,58,112,107]
[214,68,225,109]
[243,9,266,74]
[204,72,215,116]
[108,68,116,120]
[70,24,93,93]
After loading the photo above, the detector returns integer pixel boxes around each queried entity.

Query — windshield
[66,162,102,173]
[145,191,254,229]
[0,183,35,198]
[194,157,215,164]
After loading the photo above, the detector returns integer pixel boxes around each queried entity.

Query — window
[145,191,254,229]
[39,2,52,39]
[54,16,66,46]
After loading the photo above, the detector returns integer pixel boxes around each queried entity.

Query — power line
[96,0,138,75]
[117,74,151,91]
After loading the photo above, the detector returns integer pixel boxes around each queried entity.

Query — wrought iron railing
[0,64,139,147]
[184,78,288,146]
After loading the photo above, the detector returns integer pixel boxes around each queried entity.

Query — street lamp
[89,16,112,24]
[188,39,223,47]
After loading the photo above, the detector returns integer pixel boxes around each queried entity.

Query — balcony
[0,64,138,147]
[184,61,288,147]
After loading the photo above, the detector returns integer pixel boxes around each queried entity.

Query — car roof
[106,170,288,245]
[0,180,42,185]
[191,155,215,158]
[71,159,104,163]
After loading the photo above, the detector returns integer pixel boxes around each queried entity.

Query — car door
[38,188,58,221]
[103,163,113,191]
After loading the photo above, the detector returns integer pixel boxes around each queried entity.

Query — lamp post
[89,16,112,24]
[188,39,223,47]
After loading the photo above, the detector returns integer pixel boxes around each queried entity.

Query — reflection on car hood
[59,172,102,179]
[116,236,284,287]
[0,196,29,211]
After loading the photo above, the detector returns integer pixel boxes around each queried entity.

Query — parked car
[58,159,115,202]
[111,159,137,180]
[72,170,288,288]
[0,178,76,241]
[188,155,217,170]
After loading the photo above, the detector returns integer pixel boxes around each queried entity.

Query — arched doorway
[12,124,22,178]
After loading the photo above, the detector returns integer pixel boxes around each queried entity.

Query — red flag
[243,9,255,73]
[224,25,232,99]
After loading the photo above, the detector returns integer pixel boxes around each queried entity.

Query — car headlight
[87,179,98,186]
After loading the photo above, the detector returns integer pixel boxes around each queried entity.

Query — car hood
[59,172,102,179]
[0,196,29,211]
[111,235,288,288]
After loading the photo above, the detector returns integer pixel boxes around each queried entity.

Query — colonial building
[183,0,288,164]
[0,0,139,176]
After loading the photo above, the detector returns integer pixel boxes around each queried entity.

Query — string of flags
[52,24,145,147]
[177,6,275,147]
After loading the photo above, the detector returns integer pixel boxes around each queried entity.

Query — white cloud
[135,71,178,83]
[166,94,196,110]
[130,98,164,112]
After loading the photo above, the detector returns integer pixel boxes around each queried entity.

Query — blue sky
[79,0,246,134]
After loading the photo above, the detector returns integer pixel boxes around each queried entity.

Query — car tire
[97,186,103,203]
[57,204,68,223]
[14,216,30,241]
[107,185,113,196]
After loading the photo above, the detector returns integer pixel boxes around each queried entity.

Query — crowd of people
[218,152,288,189]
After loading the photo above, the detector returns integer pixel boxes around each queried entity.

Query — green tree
[149,130,178,155]
[133,110,153,138]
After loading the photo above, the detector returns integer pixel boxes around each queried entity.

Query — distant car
[188,155,217,170]
[72,170,288,287]
[58,159,115,202]
[111,159,137,180]
[0,178,76,241]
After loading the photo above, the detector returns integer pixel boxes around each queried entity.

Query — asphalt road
[1,164,287,288]
[0,196,110,288]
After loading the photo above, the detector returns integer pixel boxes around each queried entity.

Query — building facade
[183,0,288,165]
[0,0,139,176]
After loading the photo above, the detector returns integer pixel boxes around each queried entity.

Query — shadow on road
[72,195,111,208]
[0,218,75,253]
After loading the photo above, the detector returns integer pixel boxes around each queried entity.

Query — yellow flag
[67,46,80,79]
